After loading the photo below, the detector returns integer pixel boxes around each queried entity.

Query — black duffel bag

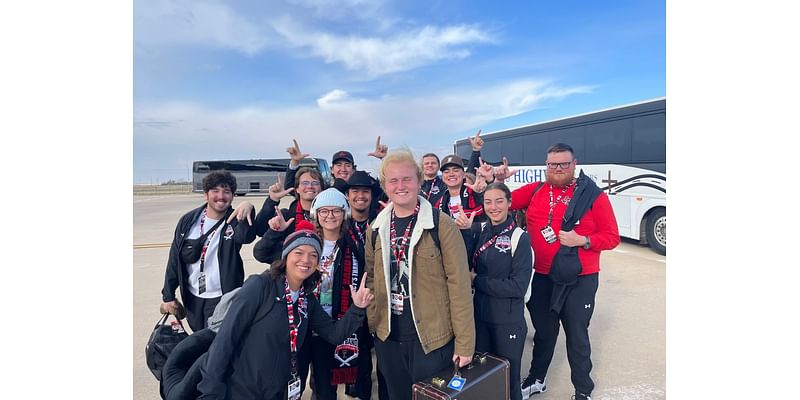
[146,313,189,380]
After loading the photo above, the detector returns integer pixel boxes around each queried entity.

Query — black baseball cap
[332,150,355,165]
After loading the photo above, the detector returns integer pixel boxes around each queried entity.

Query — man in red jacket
[508,143,620,400]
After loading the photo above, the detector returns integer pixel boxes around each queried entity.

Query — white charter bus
[454,98,666,254]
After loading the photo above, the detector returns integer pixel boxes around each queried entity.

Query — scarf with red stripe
[330,238,360,385]
[294,200,308,224]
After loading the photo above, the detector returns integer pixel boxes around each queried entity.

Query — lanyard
[472,222,516,266]
[198,208,221,273]
[351,219,366,244]
[425,177,440,200]
[390,203,419,292]
[390,202,420,264]
[547,181,575,227]
[285,279,306,377]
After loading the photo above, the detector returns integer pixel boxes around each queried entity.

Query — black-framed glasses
[546,161,574,170]
[317,208,344,217]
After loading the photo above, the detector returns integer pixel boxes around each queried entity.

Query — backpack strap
[252,273,277,323]
[207,273,277,332]
[511,227,535,303]
[429,208,441,250]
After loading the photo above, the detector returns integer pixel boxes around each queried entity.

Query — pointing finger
[293,139,300,150]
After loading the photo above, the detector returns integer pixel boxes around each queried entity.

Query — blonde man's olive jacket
[365,196,475,356]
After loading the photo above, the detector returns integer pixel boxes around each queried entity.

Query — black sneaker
[520,376,546,398]
[344,383,358,398]
[572,392,592,400]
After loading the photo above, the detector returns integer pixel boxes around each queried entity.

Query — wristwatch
[583,236,591,250]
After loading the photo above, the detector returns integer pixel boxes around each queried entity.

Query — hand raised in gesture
[268,206,295,232]
[350,272,374,308]
[286,139,310,165]
[268,175,295,202]
[468,129,484,151]
[454,204,476,230]
[367,135,388,159]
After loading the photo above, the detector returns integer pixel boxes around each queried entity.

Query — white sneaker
[520,376,546,398]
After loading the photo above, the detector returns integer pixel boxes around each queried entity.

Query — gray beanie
[281,221,323,259]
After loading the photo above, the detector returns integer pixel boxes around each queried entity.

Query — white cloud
[134,79,591,181]
[135,1,493,76]
[271,17,495,77]
[134,0,272,56]
[316,89,351,107]
[287,0,386,21]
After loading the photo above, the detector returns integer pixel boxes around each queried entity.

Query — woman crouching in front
[197,220,374,400]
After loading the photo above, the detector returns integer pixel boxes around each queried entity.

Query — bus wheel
[646,208,666,255]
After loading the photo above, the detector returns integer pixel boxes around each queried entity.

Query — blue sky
[133,0,665,183]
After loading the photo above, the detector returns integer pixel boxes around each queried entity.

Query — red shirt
[510,181,620,275]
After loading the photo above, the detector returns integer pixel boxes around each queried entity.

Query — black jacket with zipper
[161,203,257,303]
[465,216,533,324]
[197,273,366,400]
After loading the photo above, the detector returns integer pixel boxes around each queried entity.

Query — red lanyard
[472,222,516,266]
[390,202,420,263]
[285,278,306,377]
[351,220,366,244]
[547,181,575,226]
[198,208,220,273]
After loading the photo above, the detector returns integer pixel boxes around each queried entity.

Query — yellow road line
[133,243,172,249]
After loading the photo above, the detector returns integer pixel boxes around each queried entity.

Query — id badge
[391,292,404,315]
[287,377,301,400]
[540,226,557,244]
[198,273,207,294]
[320,290,332,308]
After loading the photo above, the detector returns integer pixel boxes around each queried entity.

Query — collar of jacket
[487,215,515,234]
[370,195,435,336]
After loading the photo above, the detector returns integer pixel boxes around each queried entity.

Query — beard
[546,170,575,187]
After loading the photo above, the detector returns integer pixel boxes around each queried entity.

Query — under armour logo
[585,304,592,309]
[509,334,517,339]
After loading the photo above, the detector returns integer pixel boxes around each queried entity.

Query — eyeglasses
[546,161,574,170]
[316,208,344,218]
[300,180,321,188]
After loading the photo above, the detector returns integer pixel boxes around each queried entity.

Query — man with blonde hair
[365,148,475,400]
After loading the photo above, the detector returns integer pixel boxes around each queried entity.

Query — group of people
[157,133,620,400]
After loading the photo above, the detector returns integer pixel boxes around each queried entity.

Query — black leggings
[160,328,216,400]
